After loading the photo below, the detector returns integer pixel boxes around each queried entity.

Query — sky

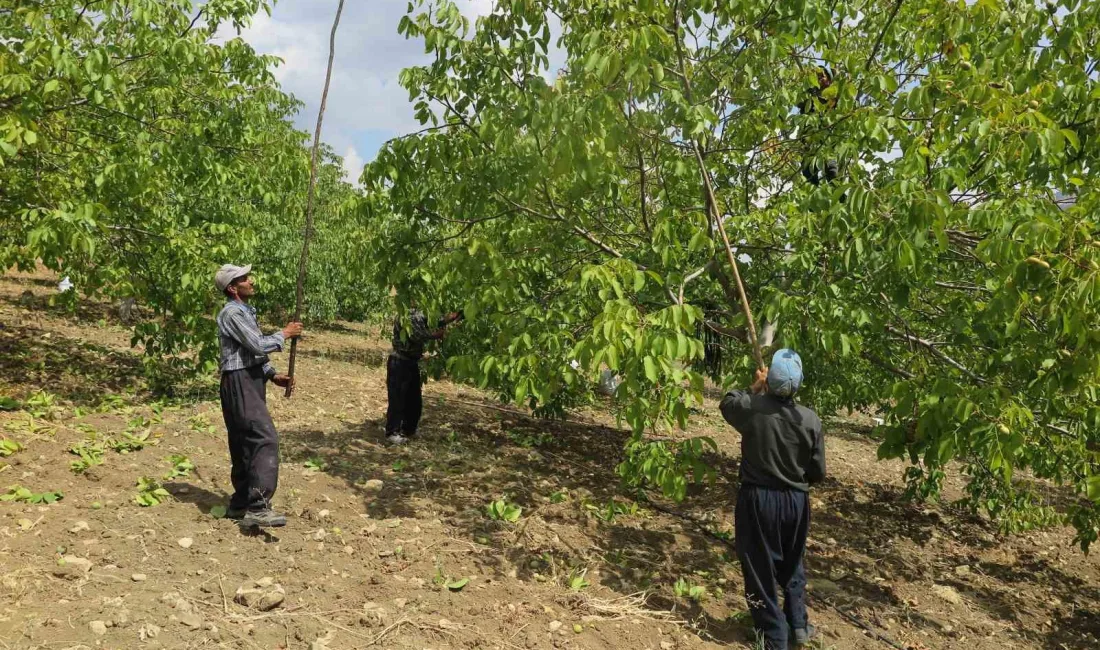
[221,0,496,184]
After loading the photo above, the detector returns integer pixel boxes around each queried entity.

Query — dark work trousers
[385,353,422,436]
[220,366,280,512]
[735,484,810,649]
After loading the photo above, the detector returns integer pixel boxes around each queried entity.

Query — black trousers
[220,366,280,511]
[736,484,810,649]
[385,354,422,436]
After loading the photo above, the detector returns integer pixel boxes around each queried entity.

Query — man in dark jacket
[720,349,825,649]
[386,303,462,445]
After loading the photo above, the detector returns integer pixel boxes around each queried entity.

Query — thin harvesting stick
[285,0,345,397]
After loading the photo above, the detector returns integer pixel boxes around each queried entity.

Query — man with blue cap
[720,349,825,649]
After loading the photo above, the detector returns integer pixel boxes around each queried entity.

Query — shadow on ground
[0,322,144,405]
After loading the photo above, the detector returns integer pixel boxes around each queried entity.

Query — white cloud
[214,0,555,164]
[341,146,364,186]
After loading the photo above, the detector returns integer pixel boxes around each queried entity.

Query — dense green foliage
[365,0,1100,547]
[0,0,373,384]
[5,0,1100,549]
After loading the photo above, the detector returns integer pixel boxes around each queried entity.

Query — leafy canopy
[365,0,1100,548]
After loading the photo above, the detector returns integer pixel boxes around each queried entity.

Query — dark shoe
[225,506,246,520]
[240,509,287,528]
[791,624,817,646]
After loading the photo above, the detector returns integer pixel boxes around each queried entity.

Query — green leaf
[1087,476,1100,503]
[209,505,227,519]
[445,577,469,591]
[643,357,658,383]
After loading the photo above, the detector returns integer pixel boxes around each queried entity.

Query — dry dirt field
[0,268,1097,650]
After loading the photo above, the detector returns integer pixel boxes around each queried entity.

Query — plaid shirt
[217,300,284,377]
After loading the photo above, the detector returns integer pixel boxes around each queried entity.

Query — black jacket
[720,390,826,492]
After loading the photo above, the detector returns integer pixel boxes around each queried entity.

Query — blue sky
[224,0,494,183]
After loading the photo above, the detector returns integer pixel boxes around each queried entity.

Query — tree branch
[884,324,986,384]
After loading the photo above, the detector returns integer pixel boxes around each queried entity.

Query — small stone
[313,528,327,541]
[69,521,90,534]
[61,555,93,571]
[235,580,285,611]
[548,620,563,632]
[363,479,384,492]
[954,565,970,576]
[932,584,963,605]
[661,642,674,650]
[343,545,355,555]
[131,573,147,582]
[89,621,108,636]
[394,598,407,609]
[179,613,203,629]
[53,555,93,579]
[177,537,193,549]
[318,509,330,519]
[808,578,842,596]
[139,624,161,640]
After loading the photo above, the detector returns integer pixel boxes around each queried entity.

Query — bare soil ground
[0,268,1097,650]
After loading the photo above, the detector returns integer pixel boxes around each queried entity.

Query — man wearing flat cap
[214,264,302,528]
[720,349,825,649]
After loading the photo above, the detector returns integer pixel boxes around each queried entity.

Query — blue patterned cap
[767,348,803,397]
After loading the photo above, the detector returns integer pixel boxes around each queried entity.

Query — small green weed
[25,391,58,419]
[304,457,328,471]
[69,439,106,474]
[486,498,522,522]
[96,393,129,413]
[674,576,707,602]
[584,498,638,522]
[0,396,21,411]
[134,476,171,507]
[1,485,63,504]
[506,429,552,448]
[163,454,194,479]
[109,430,151,454]
[188,414,216,435]
[0,439,23,457]
[4,414,56,438]
[549,489,567,504]
[566,567,590,591]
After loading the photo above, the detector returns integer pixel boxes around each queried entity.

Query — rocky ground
[0,268,1097,650]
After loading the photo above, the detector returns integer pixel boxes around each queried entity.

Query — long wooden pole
[692,143,766,371]
[669,2,764,371]
[285,0,345,398]
[695,142,765,371]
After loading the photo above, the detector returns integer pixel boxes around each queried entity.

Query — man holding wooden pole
[720,349,825,649]
[214,264,303,528]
